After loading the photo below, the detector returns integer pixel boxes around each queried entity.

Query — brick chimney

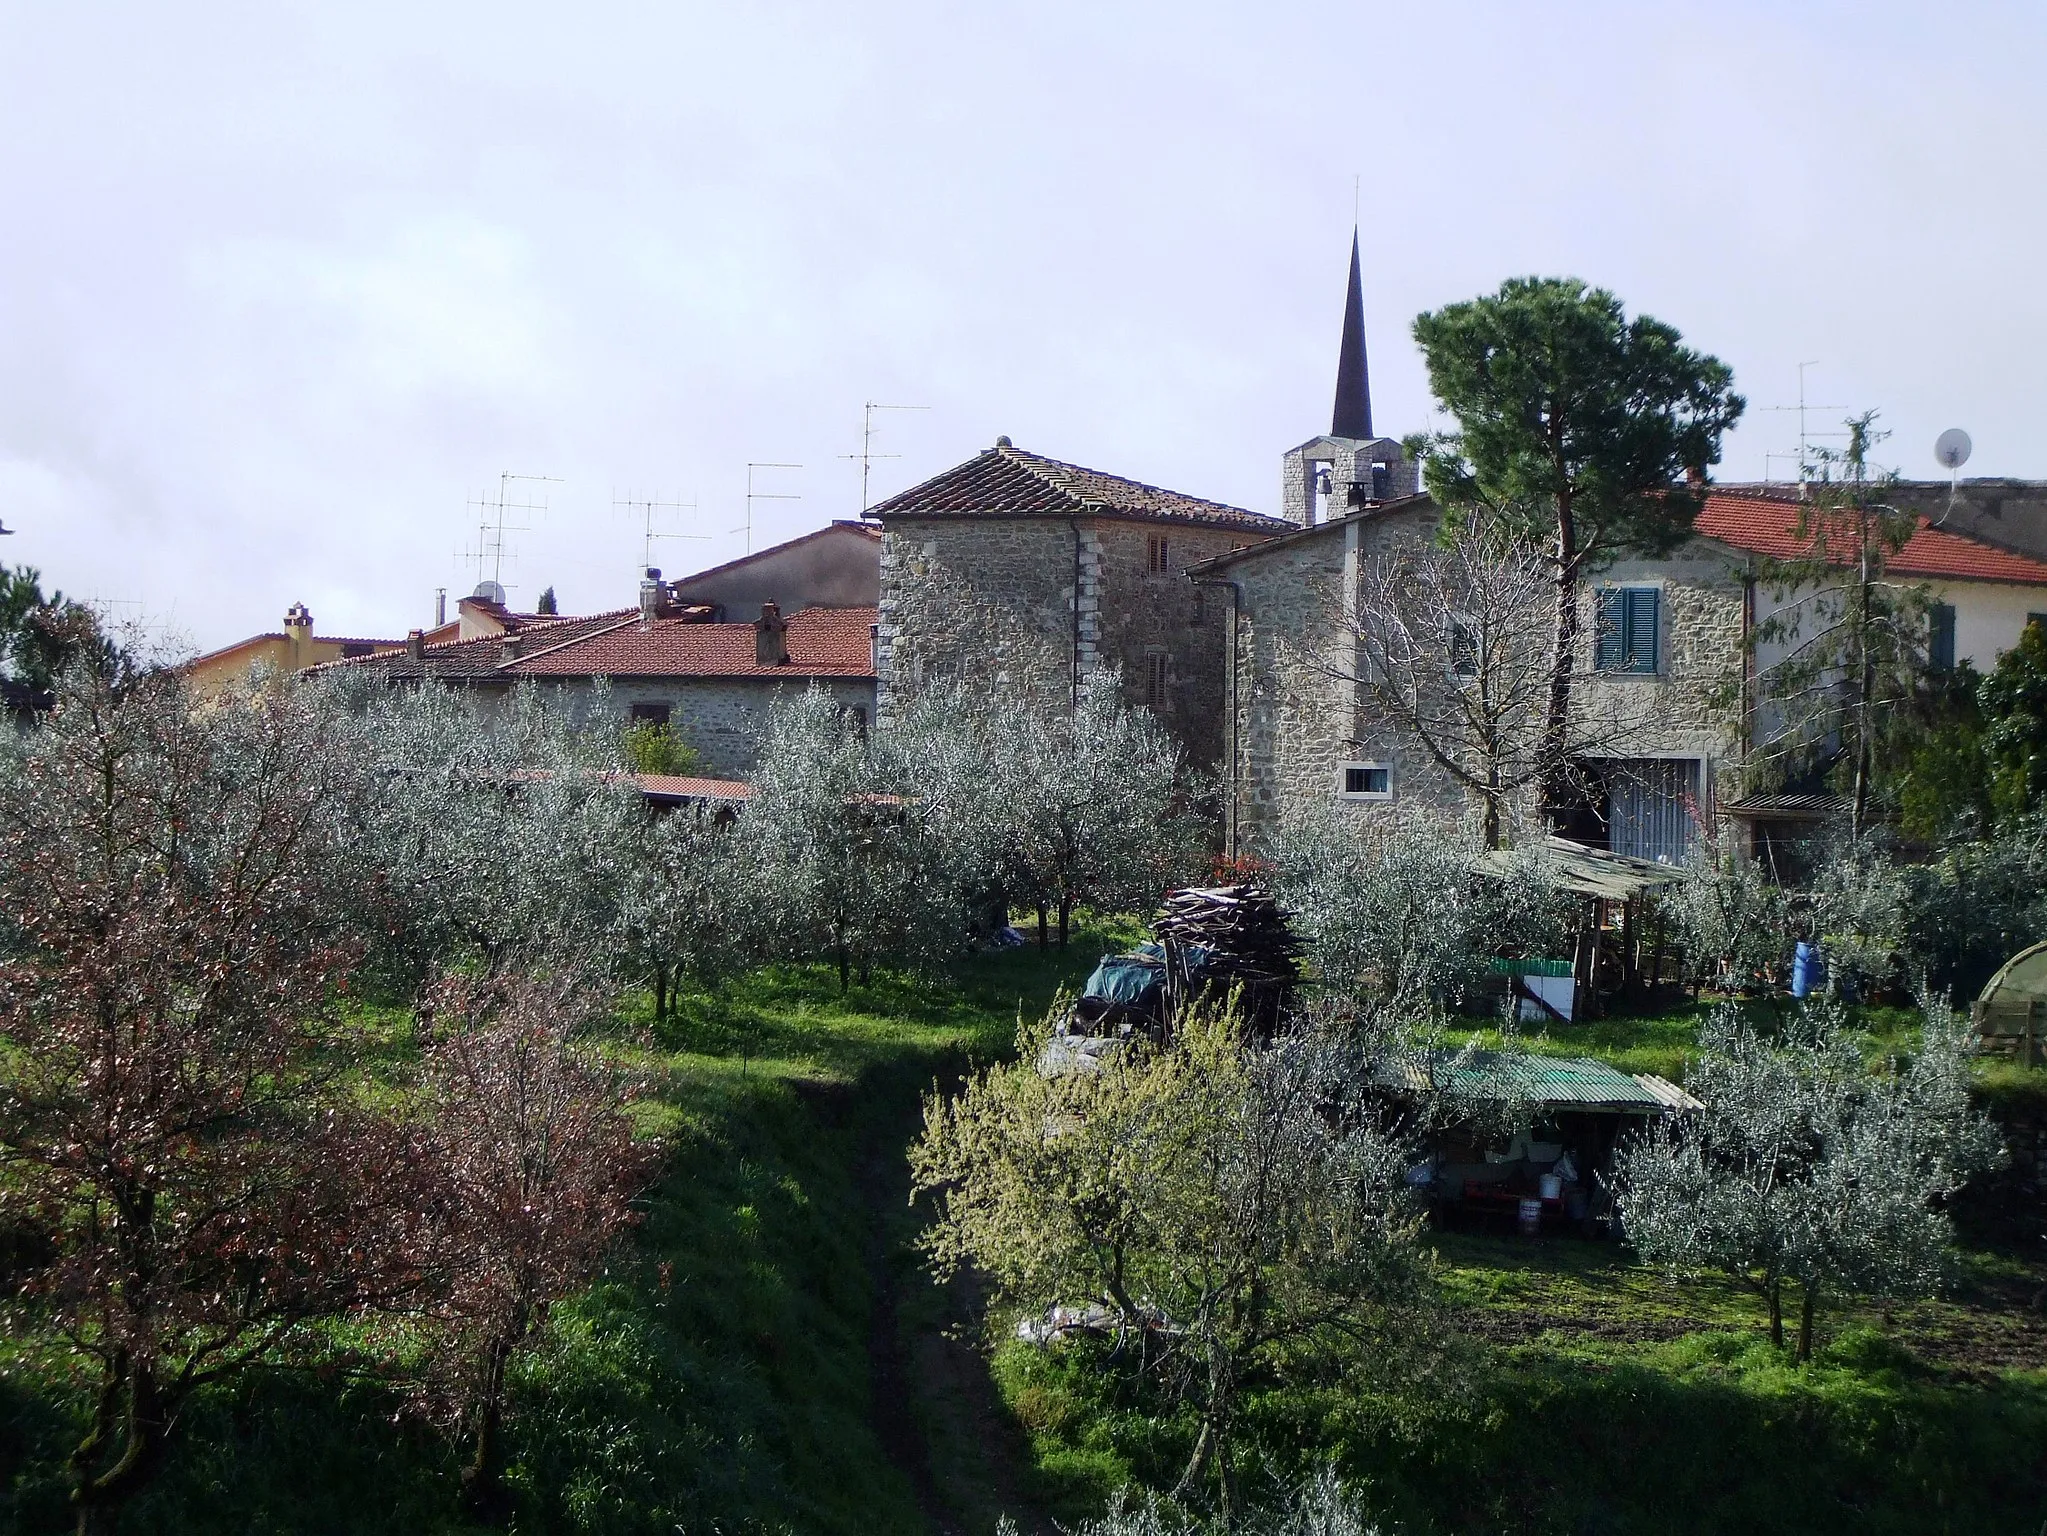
[755,601,788,666]
[406,629,425,660]
[501,632,525,662]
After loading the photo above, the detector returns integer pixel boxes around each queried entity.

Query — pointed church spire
[1330,230,1373,440]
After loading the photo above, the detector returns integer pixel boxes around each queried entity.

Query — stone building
[869,440,1292,768]
[1193,479,2047,860]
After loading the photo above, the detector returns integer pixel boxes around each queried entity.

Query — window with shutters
[1929,603,1957,671]
[1146,535,1171,575]
[1594,587,1661,674]
[1145,652,1169,709]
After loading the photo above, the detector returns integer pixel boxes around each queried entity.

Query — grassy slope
[0,926,1129,1536]
[991,996,2047,1536]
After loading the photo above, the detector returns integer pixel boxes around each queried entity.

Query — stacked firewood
[1151,886,1302,1033]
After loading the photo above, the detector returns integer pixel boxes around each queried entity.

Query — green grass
[3,923,2040,1535]
[0,922,1134,1536]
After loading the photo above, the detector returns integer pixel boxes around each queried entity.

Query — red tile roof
[872,441,1289,533]
[633,774,753,802]
[507,605,875,680]
[1694,491,2047,587]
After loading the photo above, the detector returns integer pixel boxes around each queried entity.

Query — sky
[2,2,2044,651]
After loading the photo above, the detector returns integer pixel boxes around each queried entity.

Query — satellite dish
[471,580,506,605]
[1935,428,1973,471]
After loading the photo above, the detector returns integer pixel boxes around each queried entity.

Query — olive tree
[913,1006,1430,1517]
[743,686,960,988]
[1265,806,1570,1007]
[1617,996,1999,1361]
[324,678,645,992]
[614,803,752,1026]
[1668,828,1785,993]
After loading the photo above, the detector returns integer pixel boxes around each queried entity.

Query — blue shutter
[1595,589,1623,671]
[1930,603,1957,671]
[1625,587,1660,673]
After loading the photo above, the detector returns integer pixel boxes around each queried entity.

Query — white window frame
[1338,760,1394,801]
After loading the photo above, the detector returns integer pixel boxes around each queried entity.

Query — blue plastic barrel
[1791,941,1826,998]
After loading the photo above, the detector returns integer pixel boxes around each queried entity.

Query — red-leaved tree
[0,659,437,1536]
[418,969,659,1518]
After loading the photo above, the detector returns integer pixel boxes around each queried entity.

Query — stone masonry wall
[539,676,876,779]
[1227,515,1752,851]
[877,514,1261,769]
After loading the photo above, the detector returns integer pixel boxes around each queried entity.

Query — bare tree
[1290,514,1662,847]
[0,661,433,1536]
[418,968,661,1518]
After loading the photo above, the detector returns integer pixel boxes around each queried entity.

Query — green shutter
[1595,589,1623,671]
[1930,604,1957,671]
[1625,587,1660,673]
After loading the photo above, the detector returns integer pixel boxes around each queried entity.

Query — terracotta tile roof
[1694,491,2047,586]
[507,604,876,680]
[312,610,639,681]
[633,774,753,802]
[871,441,1289,533]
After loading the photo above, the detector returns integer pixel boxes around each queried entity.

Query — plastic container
[1538,1173,1563,1201]
[1517,1198,1542,1236]
[1791,941,1827,999]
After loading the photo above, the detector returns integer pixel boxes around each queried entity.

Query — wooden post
[2029,999,2040,1069]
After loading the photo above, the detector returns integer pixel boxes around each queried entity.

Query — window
[1929,603,1957,671]
[1448,618,1479,679]
[1594,587,1660,674]
[1146,535,1171,575]
[1339,761,1393,800]
[2028,611,2047,635]
[1145,652,1170,709]
[629,702,672,726]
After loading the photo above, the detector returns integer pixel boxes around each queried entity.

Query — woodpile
[1150,885,1301,1034]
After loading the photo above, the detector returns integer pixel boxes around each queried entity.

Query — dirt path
[856,1080,1055,1536]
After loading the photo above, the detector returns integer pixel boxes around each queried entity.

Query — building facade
[869,439,1292,769]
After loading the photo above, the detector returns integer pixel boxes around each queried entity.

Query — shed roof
[1977,941,2047,1006]
[1471,835,1680,901]
[1410,1051,1699,1113]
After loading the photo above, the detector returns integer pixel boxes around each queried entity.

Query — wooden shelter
[1471,836,1682,1018]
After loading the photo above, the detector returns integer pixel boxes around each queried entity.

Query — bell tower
[1280,232,1418,527]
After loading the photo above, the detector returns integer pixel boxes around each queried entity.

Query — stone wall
[876,514,1258,768]
[1224,510,1752,851]
[538,675,876,779]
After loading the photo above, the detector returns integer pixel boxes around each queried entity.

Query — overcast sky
[3,2,2042,650]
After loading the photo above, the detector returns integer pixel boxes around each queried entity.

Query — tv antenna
[614,490,706,572]
[1934,428,1972,520]
[1756,362,1847,496]
[838,402,928,516]
[736,462,800,555]
[460,471,559,595]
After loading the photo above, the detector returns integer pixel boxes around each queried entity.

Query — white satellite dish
[471,579,507,605]
[1935,428,1973,471]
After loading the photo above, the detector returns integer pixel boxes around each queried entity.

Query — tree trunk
[653,964,669,1028]
[835,942,850,994]
[1538,493,1581,822]
[1036,903,1048,950]
[460,1334,514,1522]
[1796,1281,1818,1364]
[1057,893,1072,949]
[1767,1276,1784,1350]
[71,1352,170,1536]
[1171,1418,1214,1504]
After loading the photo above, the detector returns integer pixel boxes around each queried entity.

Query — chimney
[501,633,524,662]
[755,601,789,666]
[638,567,670,628]
[406,629,425,660]
[435,587,447,626]
[1685,465,1707,490]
